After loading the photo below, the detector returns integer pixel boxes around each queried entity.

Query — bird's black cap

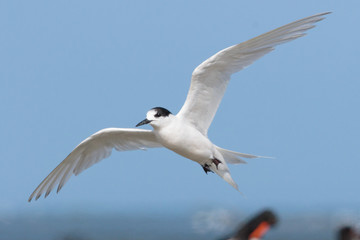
[151,107,172,117]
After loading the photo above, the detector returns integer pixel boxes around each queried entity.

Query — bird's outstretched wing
[177,12,330,135]
[28,128,162,201]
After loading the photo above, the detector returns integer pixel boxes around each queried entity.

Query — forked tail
[210,161,240,191]
[215,146,271,164]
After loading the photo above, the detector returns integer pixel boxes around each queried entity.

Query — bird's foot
[212,158,222,169]
[202,164,213,174]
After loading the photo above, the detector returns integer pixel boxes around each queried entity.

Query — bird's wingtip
[318,11,332,16]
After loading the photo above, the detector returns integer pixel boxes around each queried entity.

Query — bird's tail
[212,147,272,192]
[209,156,239,191]
[215,146,271,164]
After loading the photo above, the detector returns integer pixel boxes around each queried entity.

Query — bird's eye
[154,113,161,118]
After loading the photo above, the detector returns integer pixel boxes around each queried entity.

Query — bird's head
[136,107,172,128]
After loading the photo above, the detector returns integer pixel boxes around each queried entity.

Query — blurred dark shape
[59,233,92,240]
[337,226,359,240]
[220,209,278,240]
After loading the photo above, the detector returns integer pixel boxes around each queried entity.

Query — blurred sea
[1,209,359,240]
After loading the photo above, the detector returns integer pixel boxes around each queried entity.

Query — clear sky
[1,0,359,218]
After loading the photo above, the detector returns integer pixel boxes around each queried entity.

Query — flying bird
[29,12,330,201]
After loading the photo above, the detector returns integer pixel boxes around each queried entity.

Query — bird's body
[153,114,214,165]
[28,12,330,201]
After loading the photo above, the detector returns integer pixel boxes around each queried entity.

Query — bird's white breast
[153,117,214,164]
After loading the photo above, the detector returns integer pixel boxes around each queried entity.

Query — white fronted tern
[29,12,330,201]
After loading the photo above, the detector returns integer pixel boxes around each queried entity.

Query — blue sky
[1,0,359,217]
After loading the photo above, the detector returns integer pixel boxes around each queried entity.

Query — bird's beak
[136,119,152,127]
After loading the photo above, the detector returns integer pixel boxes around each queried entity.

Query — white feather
[28,128,162,201]
[177,12,330,136]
